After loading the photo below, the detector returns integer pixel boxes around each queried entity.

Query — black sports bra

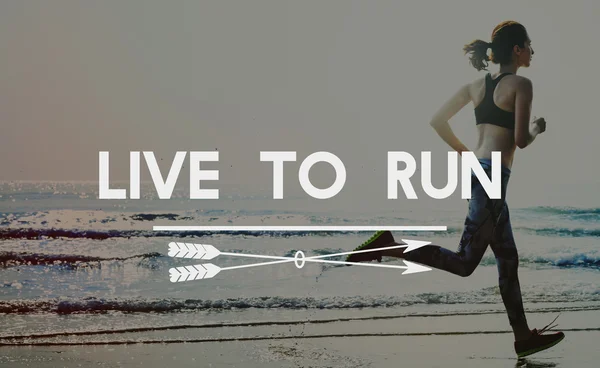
[474,73,515,130]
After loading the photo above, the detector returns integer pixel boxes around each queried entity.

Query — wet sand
[2,309,598,367]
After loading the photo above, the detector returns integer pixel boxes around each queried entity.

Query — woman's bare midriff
[472,123,517,169]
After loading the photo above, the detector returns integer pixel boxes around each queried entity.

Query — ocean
[1,181,599,349]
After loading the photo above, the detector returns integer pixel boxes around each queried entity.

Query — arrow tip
[400,239,432,253]
[401,260,432,275]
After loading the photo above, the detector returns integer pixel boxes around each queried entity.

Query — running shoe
[514,315,565,358]
[345,230,397,263]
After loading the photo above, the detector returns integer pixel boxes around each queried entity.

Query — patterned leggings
[403,159,528,328]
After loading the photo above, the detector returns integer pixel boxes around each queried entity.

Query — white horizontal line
[153,226,446,231]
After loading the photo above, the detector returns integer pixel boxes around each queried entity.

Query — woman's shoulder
[502,75,533,96]
[484,73,533,95]
[466,75,487,98]
[501,74,532,87]
[470,74,488,85]
[466,73,533,104]
[470,73,531,85]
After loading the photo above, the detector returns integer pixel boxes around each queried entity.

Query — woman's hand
[530,116,546,135]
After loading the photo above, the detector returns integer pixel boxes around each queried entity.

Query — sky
[1,0,598,208]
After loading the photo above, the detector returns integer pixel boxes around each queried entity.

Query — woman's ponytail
[463,39,491,71]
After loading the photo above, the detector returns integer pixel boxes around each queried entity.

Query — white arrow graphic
[168,239,431,261]
[167,238,434,282]
[169,259,430,282]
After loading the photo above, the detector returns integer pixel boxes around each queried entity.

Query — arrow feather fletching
[169,264,222,282]
[168,242,220,260]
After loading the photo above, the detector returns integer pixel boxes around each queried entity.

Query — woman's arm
[514,77,544,148]
[429,83,472,155]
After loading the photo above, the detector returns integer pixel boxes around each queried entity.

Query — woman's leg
[489,202,531,341]
[383,199,532,340]
[384,184,499,277]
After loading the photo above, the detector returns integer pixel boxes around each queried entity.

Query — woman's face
[518,39,534,67]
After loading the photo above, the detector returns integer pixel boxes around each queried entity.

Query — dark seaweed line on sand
[1,305,597,341]
[1,328,598,346]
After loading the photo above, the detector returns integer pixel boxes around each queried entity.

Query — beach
[1,182,599,367]
[1,308,599,367]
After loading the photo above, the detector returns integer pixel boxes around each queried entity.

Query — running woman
[346,21,565,358]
